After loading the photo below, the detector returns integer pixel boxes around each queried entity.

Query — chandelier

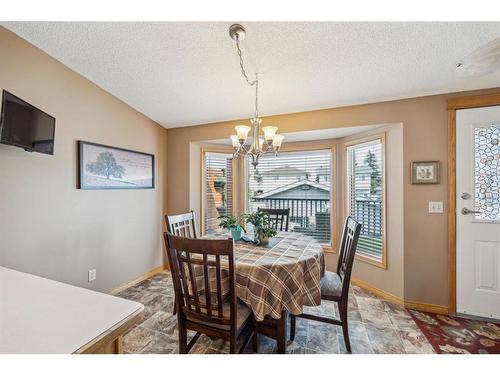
[228,24,284,169]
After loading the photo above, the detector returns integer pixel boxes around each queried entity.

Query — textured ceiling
[3,22,500,128]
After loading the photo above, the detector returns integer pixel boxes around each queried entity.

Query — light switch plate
[428,201,444,213]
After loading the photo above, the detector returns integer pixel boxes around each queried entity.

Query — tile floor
[117,270,434,354]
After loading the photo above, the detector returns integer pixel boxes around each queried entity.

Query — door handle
[461,207,482,215]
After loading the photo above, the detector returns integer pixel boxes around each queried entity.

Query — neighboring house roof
[261,165,307,177]
[254,180,330,200]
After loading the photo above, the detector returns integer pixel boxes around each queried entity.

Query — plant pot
[231,228,242,241]
[257,234,269,246]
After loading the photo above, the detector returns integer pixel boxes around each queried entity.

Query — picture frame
[78,141,155,189]
[411,161,440,184]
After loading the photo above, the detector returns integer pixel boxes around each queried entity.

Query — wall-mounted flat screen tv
[0,90,56,155]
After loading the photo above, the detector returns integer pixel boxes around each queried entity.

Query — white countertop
[0,266,143,354]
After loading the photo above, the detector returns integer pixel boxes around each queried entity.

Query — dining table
[207,231,325,353]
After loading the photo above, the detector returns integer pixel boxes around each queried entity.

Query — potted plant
[254,226,277,246]
[244,211,277,246]
[218,214,246,241]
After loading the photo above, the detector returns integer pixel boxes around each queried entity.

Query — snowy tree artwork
[78,141,154,189]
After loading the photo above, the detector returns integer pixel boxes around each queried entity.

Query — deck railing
[250,196,382,242]
[250,197,330,242]
[352,199,383,237]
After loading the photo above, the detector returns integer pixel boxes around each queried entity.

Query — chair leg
[339,304,351,353]
[178,318,188,354]
[230,337,237,354]
[290,314,296,341]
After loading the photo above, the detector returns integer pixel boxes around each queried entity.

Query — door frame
[447,93,500,315]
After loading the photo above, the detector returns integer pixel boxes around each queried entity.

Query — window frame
[200,147,237,236]
[242,143,337,253]
[344,133,387,269]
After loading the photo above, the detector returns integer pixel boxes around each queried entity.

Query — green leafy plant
[244,211,266,228]
[244,211,277,239]
[255,225,277,238]
[218,215,246,232]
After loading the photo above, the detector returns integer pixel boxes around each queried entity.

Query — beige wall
[167,86,500,307]
[0,27,167,292]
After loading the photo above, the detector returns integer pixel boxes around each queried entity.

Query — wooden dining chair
[165,211,198,315]
[289,216,361,353]
[257,208,290,231]
[164,233,258,354]
[165,210,198,239]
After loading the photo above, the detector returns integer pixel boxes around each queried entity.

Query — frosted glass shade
[258,138,264,150]
[230,135,240,147]
[235,125,251,141]
[272,134,284,148]
[262,126,278,141]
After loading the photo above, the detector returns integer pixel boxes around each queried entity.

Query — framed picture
[411,161,440,184]
[78,141,154,189]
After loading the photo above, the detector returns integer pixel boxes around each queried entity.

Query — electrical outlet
[88,269,97,282]
[428,201,444,214]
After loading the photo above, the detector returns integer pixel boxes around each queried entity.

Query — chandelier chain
[235,36,259,118]
[229,24,283,168]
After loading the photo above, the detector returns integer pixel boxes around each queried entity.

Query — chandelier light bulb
[230,135,240,148]
[235,125,251,142]
[262,126,278,142]
[272,134,284,148]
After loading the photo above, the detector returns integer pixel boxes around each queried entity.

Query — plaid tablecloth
[206,232,325,321]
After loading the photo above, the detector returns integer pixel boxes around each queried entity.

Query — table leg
[257,311,289,354]
[115,336,123,354]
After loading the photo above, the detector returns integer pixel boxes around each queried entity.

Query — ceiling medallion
[228,24,284,168]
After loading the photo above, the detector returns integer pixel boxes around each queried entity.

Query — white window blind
[346,139,384,262]
[203,152,233,234]
[246,149,332,244]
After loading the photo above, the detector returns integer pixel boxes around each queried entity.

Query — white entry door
[456,106,500,319]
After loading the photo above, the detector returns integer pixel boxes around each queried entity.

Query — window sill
[355,253,387,269]
[322,245,336,254]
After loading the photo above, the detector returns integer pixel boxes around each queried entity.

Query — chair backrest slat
[215,254,223,318]
[257,208,290,231]
[202,253,212,317]
[177,252,192,311]
[164,234,235,329]
[185,252,201,313]
[336,216,362,300]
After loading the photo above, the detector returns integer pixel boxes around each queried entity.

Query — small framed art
[411,161,440,184]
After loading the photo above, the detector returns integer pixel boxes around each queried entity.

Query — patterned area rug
[408,310,500,354]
